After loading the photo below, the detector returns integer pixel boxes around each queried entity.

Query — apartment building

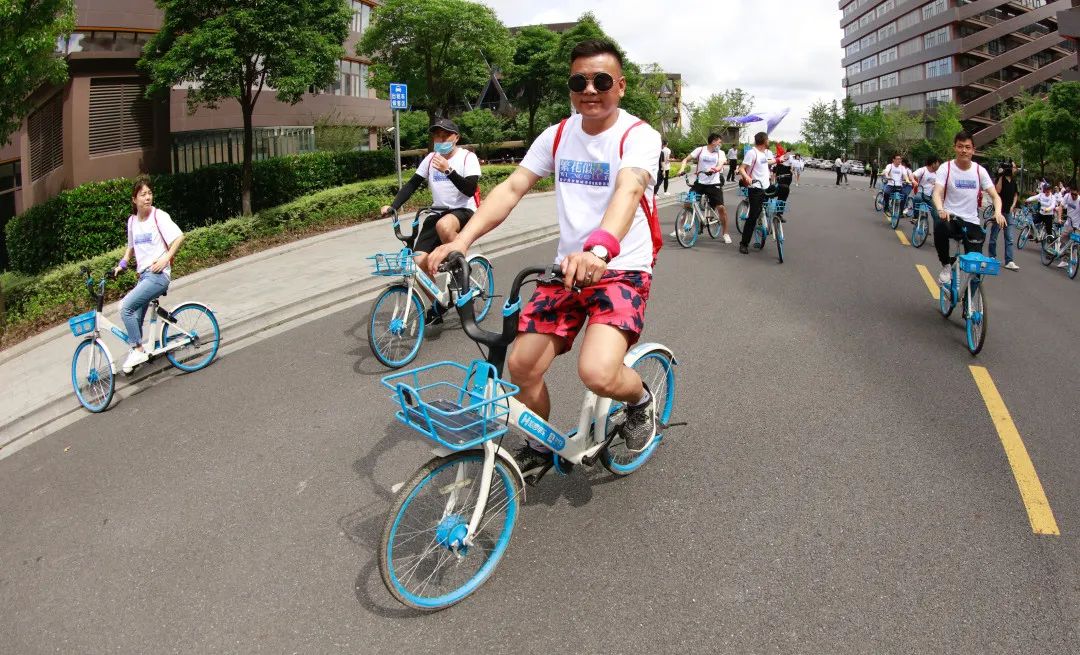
[840,0,1079,148]
[0,0,390,231]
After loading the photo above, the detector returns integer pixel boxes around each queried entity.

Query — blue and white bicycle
[67,268,220,412]
[377,253,677,610]
[367,207,495,369]
[910,198,932,248]
[735,185,786,263]
[938,222,999,356]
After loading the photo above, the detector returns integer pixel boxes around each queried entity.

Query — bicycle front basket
[958,252,1001,276]
[676,191,698,206]
[381,360,520,451]
[68,311,96,337]
[368,249,416,277]
[1070,231,1080,243]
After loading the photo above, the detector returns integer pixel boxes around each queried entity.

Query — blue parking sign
[389,83,408,110]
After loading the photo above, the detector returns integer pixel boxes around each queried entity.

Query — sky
[480,0,847,142]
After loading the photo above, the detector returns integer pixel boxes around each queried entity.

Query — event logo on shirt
[133,232,153,245]
[432,170,449,182]
[955,179,977,190]
[558,159,610,187]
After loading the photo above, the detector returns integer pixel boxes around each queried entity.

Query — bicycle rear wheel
[380,451,521,611]
[674,208,699,248]
[939,272,955,318]
[1068,244,1079,279]
[873,191,884,212]
[163,303,221,372]
[735,201,749,234]
[1040,239,1056,266]
[705,205,722,239]
[773,216,785,263]
[1016,225,1030,250]
[911,214,929,248]
[71,338,114,412]
[964,283,987,356]
[466,256,495,323]
[601,348,676,475]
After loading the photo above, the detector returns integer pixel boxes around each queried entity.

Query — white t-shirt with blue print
[128,208,182,277]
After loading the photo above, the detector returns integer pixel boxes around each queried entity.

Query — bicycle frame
[84,303,206,372]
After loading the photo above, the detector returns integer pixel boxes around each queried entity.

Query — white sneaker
[122,348,149,372]
[1004,261,1019,271]
[669,230,677,238]
[723,233,732,244]
[1057,260,1068,268]
[937,266,952,285]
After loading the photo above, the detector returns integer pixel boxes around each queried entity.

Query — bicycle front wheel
[163,303,221,372]
[773,216,785,264]
[71,338,114,412]
[1068,244,1079,279]
[873,191,884,212]
[889,201,901,230]
[735,201,749,234]
[705,205,722,239]
[674,208,699,248]
[964,283,987,356]
[380,451,521,611]
[1016,225,1030,250]
[466,256,495,323]
[601,348,676,475]
[1040,239,1056,266]
[368,285,426,368]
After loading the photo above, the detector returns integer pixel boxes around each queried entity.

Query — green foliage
[0,0,75,144]
[141,0,352,214]
[5,150,393,274]
[504,25,560,144]
[801,100,834,158]
[1046,82,1080,184]
[398,110,433,150]
[1007,94,1056,177]
[359,0,513,123]
[458,109,504,157]
[314,110,370,153]
[830,98,859,159]
[684,90,754,147]
[1,166,551,344]
[928,101,962,159]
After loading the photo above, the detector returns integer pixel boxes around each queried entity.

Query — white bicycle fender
[389,445,528,500]
[624,341,677,366]
[96,338,119,375]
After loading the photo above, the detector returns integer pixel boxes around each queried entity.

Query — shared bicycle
[735,186,786,263]
[67,268,221,412]
[367,207,496,369]
[910,199,932,248]
[1040,228,1080,279]
[673,175,722,248]
[377,252,677,610]
[1015,205,1055,250]
[938,221,999,356]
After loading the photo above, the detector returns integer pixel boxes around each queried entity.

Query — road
[1,169,1077,653]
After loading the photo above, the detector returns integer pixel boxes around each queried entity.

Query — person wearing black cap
[382,118,482,276]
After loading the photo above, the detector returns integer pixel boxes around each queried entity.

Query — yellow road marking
[895,229,910,246]
[969,366,1060,536]
[915,264,940,300]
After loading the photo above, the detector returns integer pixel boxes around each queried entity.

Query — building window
[862,78,879,93]
[56,30,152,55]
[844,1,858,19]
[846,42,861,57]
[897,9,919,31]
[845,22,859,38]
[922,0,948,21]
[28,94,63,181]
[924,26,950,49]
[899,36,922,57]
[901,94,926,110]
[879,46,899,64]
[0,160,20,194]
[861,54,879,70]
[877,21,897,41]
[320,59,368,97]
[925,56,952,77]
[900,64,924,83]
[860,12,873,28]
[89,79,154,156]
[847,62,862,77]
[880,71,900,88]
[880,97,900,108]
[349,1,371,34]
[926,88,953,107]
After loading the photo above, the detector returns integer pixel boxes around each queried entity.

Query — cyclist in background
[881,153,914,219]
[1052,183,1080,269]
[676,133,732,243]
[738,131,776,254]
[989,160,1020,271]
[931,131,1005,285]
[1024,184,1061,243]
[910,156,941,224]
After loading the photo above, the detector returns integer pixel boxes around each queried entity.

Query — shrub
[5,149,394,274]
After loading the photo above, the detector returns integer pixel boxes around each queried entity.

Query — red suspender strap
[942,162,950,201]
[551,118,568,160]
[618,120,662,264]
[470,151,482,208]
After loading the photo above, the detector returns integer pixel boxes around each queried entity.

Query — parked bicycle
[67,268,220,412]
[367,207,496,369]
[377,252,677,610]
[938,222,999,356]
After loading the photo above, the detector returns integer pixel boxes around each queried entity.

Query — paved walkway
[0,177,700,453]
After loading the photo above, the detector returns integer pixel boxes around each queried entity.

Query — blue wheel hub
[971,311,983,324]
[435,515,469,551]
[389,317,405,336]
[88,369,99,384]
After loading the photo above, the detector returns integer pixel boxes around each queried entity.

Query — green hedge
[1,165,546,344]
[5,149,394,274]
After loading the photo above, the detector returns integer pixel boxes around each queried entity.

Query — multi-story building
[840,0,1079,149]
[1060,1,1080,80]
[657,73,683,134]
[0,0,390,238]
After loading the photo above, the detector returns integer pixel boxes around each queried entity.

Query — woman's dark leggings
[654,169,669,194]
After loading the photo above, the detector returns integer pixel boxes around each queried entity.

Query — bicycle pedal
[522,462,553,487]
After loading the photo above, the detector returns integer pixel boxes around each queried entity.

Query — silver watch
[589,245,610,262]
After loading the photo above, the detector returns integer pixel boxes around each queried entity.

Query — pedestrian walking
[840,156,850,185]
[726,144,738,182]
[868,159,878,188]
[834,155,843,185]
[655,138,671,195]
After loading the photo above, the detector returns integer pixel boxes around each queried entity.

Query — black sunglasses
[567,72,616,93]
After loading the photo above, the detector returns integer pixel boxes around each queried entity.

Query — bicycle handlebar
[438,251,568,349]
[383,206,453,249]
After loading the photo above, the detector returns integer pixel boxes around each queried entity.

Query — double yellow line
[909,264,1059,535]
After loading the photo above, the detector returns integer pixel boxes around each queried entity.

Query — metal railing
[170,127,316,173]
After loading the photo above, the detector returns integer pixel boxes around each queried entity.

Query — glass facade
[925,56,952,77]
[57,31,152,55]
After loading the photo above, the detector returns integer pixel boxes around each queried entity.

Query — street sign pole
[389,83,408,191]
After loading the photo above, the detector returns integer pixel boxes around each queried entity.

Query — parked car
[849,160,866,176]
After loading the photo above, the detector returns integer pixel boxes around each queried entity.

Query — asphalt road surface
[1,169,1077,653]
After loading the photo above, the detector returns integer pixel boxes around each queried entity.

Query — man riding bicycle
[1049,183,1079,268]
[427,39,662,478]
[737,131,776,254]
[931,131,1005,285]
[1024,183,1061,244]
[910,156,941,223]
[882,153,914,218]
[676,133,731,243]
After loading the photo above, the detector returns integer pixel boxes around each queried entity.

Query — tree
[359,0,512,130]
[1006,96,1056,178]
[683,89,754,146]
[801,100,834,158]
[141,0,350,215]
[884,105,923,159]
[855,105,889,163]
[1046,81,1080,185]
[928,101,962,159]
[830,98,858,158]
[457,108,503,158]
[503,25,559,144]
[0,0,75,144]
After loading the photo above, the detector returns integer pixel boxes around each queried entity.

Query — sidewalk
[0,178,696,455]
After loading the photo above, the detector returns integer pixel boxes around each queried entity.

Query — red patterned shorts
[518,270,652,352]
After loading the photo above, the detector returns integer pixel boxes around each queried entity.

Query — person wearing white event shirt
[738,131,776,254]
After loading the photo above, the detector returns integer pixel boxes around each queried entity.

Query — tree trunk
[241,99,254,216]
[527,105,537,144]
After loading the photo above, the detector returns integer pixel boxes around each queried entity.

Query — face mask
[433,141,454,156]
